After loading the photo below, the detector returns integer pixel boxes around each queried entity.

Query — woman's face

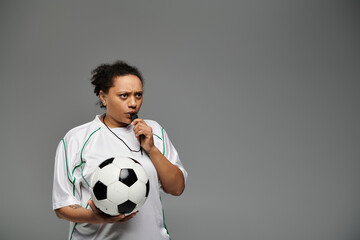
[100,74,143,127]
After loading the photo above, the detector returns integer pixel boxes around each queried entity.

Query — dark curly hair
[90,60,144,108]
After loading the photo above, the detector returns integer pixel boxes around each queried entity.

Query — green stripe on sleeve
[62,139,76,196]
[161,127,165,155]
[153,133,162,140]
[75,127,101,187]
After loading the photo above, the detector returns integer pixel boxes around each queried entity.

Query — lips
[126,112,137,119]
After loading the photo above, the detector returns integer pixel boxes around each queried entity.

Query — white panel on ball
[112,156,135,169]
[96,199,118,216]
[129,181,146,204]
[107,181,129,204]
[97,164,120,185]
[133,163,148,183]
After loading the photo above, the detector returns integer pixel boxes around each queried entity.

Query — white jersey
[52,115,188,240]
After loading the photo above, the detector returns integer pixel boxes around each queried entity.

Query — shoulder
[144,119,166,138]
[62,118,102,147]
[144,119,162,129]
[144,119,165,134]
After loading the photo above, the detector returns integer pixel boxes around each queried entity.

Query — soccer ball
[90,156,150,216]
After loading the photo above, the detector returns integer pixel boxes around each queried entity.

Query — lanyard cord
[102,114,143,155]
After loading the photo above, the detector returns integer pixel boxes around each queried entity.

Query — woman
[52,61,187,240]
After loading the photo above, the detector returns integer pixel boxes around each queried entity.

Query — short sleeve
[52,139,81,210]
[162,128,188,184]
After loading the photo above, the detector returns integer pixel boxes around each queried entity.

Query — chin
[122,119,132,125]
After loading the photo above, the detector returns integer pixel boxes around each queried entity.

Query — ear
[99,90,107,106]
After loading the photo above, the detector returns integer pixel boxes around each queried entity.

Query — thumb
[88,200,97,212]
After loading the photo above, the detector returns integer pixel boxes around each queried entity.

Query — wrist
[147,146,160,156]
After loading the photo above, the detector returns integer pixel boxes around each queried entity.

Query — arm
[148,146,185,196]
[54,200,137,224]
[132,119,185,196]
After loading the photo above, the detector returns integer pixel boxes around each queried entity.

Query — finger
[132,124,143,134]
[89,200,103,215]
[133,121,147,131]
[133,123,151,134]
[89,200,113,217]
[131,118,144,126]
[88,200,97,212]
[135,129,144,137]
[110,214,126,222]
[133,125,148,135]
[119,211,138,222]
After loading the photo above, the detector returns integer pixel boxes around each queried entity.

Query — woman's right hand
[88,200,138,224]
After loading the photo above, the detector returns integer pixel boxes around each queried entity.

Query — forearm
[55,201,133,224]
[147,147,185,196]
[55,205,100,224]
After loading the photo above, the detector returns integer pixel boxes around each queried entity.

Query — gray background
[1,1,360,239]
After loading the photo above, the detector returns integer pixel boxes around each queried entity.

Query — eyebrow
[116,90,143,94]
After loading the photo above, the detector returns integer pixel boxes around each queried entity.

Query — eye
[135,92,143,98]
[119,93,128,99]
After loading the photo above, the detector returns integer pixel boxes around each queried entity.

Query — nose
[128,96,137,108]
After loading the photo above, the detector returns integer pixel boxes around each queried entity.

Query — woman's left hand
[132,118,185,196]
[131,119,155,153]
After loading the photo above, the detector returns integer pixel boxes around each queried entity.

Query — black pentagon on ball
[119,168,138,187]
[98,157,114,169]
[117,200,137,214]
[145,180,150,197]
[130,157,140,165]
[93,181,107,200]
